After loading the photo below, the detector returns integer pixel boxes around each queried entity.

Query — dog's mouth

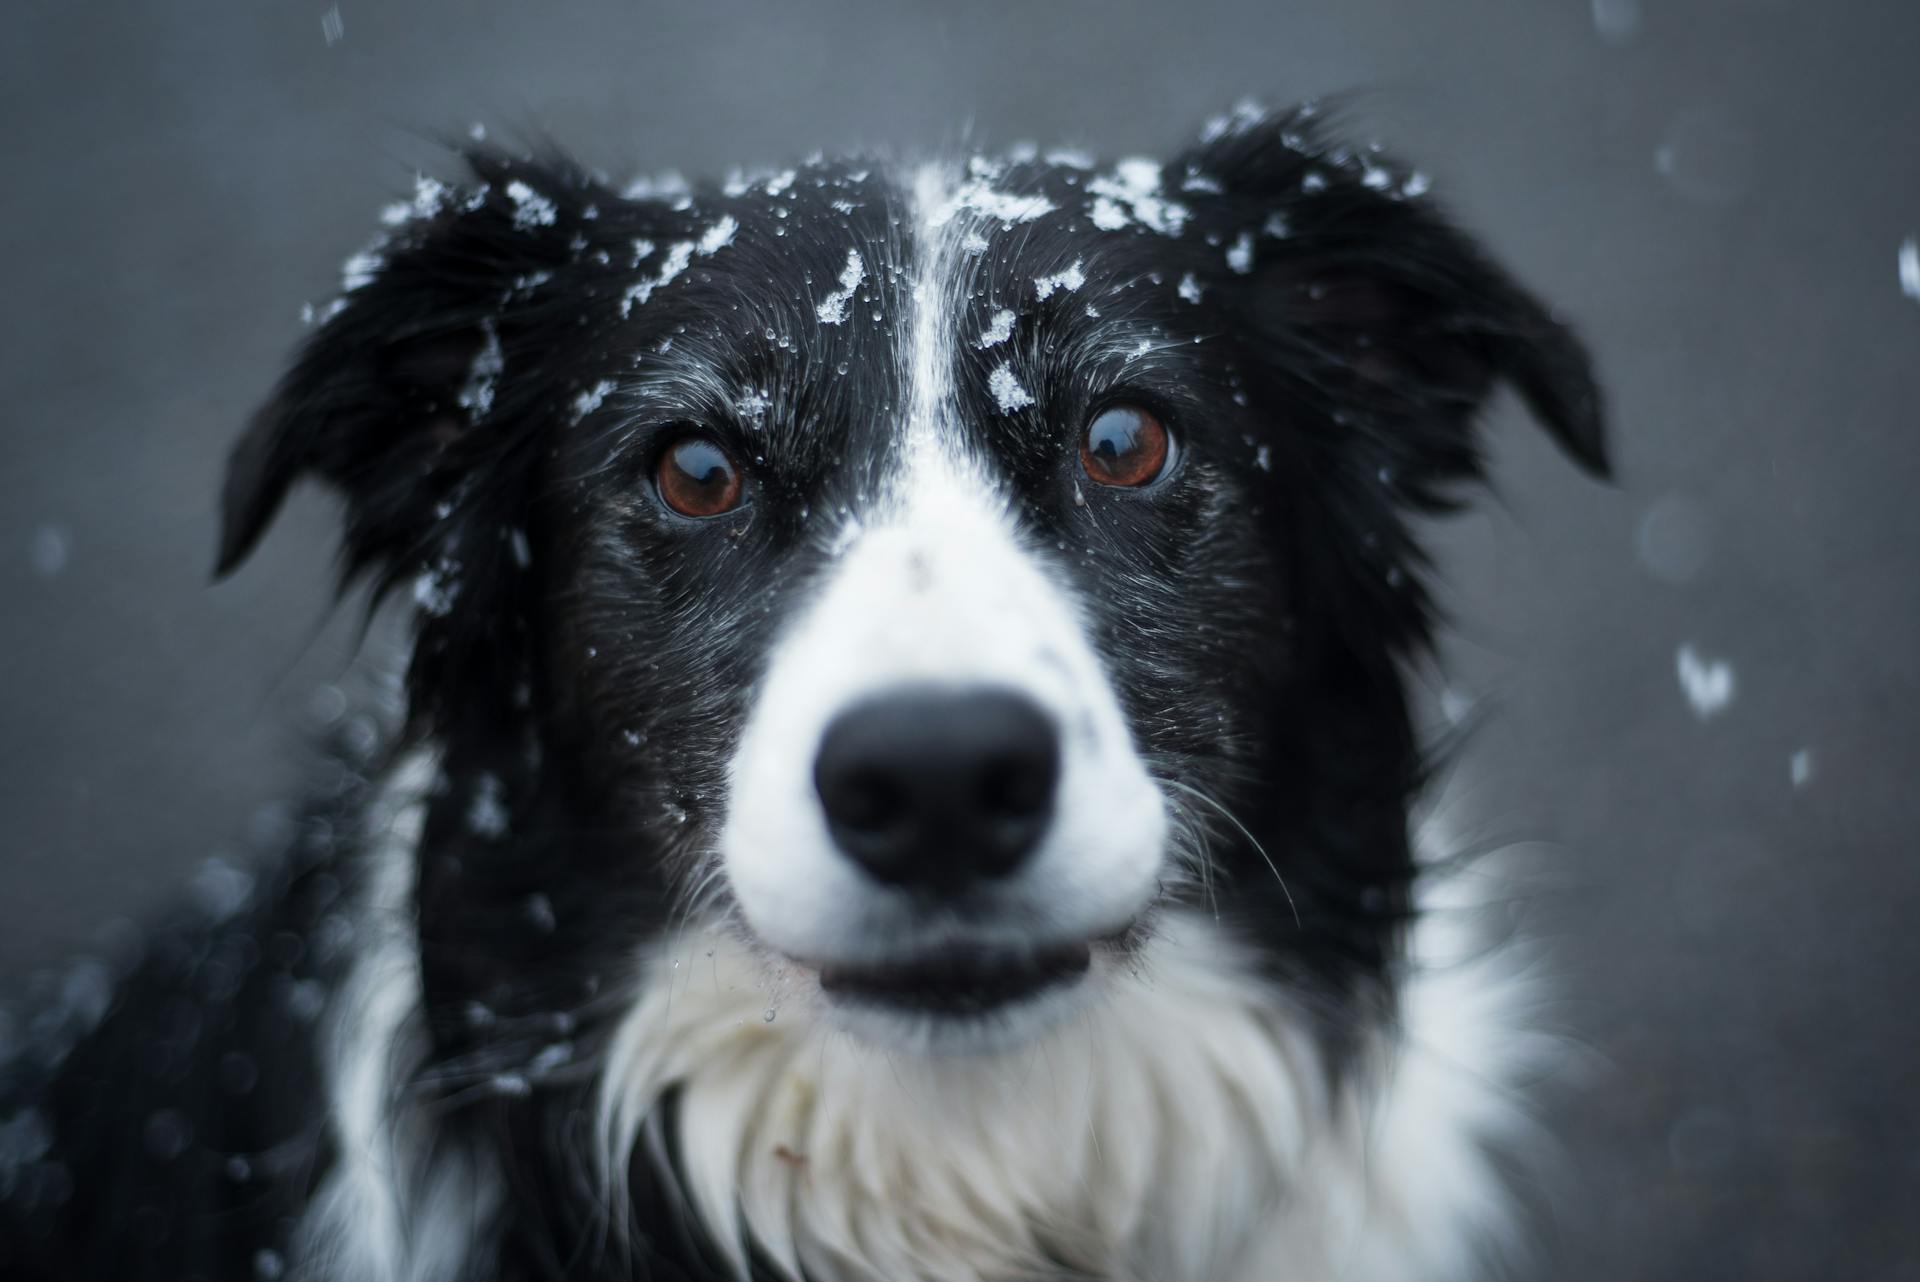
[815,940,1094,1017]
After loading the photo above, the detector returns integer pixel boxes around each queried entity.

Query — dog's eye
[655,434,744,518]
[1081,405,1172,488]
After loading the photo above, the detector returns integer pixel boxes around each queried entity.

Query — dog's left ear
[1177,109,1608,492]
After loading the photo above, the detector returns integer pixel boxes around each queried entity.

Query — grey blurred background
[2,0,1916,1276]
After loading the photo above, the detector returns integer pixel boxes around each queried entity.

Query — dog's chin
[800,939,1104,1056]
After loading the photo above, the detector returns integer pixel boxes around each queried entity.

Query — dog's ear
[1176,106,1608,501]
[215,149,620,591]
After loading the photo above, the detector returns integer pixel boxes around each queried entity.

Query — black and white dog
[0,101,1605,1281]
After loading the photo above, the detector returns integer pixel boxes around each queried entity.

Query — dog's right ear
[215,150,619,590]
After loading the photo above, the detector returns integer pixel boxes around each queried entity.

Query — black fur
[1,102,1603,1280]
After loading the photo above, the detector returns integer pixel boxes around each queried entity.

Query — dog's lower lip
[815,941,1094,1015]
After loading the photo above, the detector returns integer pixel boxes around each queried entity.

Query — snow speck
[960,230,991,255]
[1675,645,1735,719]
[1262,213,1291,239]
[467,774,509,839]
[1592,0,1641,45]
[736,388,772,427]
[621,170,690,202]
[1789,749,1814,789]
[1225,231,1255,275]
[763,170,796,197]
[977,308,1016,349]
[456,321,503,419]
[413,555,462,617]
[379,175,448,227]
[629,238,656,268]
[191,858,255,922]
[1177,273,1204,304]
[490,1073,532,1098]
[621,241,696,317]
[1361,165,1394,192]
[698,215,739,255]
[1180,170,1224,195]
[319,5,343,46]
[524,893,557,933]
[1086,159,1190,235]
[1201,99,1268,143]
[1089,197,1129,231]
[1034,260,1086,300]
[1301,172,1328,194]
[340,249,383,292]
[1899,236,1920,302]
[468,122,487,142]
[28,525,69,577]
[509,528,532,569]
[1046,148,1096,170]
[300,298,348,326]
[570,379,615,423]
[1254,444,1272,472]
[987,363,1035,413]
[1401,171,1432,199]
[530,1042,574,1074]
[816,249,865,325]
[1636,493,1713,584]
[505,180,557,231]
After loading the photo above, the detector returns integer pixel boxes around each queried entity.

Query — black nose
[814,686,1061,893]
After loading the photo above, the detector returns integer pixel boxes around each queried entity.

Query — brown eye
[1081,405,1172,487]
[655,434,743,518]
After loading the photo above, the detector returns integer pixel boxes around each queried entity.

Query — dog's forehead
[612,152,1215,430]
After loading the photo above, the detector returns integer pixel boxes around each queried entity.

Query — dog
[0,99,1605,1281]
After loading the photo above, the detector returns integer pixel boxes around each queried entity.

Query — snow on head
[815,249,865,325]
[570,379,616,423]
[505,179,558,231]
[977,308,1016,349]
[1086,158,1190,236]
[379,175,449,227]
[698,215,738,255]
[929,172,1055,229]
[621,214,741,320]
[1200,99,1269,143]
[987,362,1035,413]
[456,321,503,420]
[340,248,383,292]
[1676,644,1736,719]
[1034,260,1086,300]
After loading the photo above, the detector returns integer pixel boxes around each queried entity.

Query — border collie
[0,100,1605,1282]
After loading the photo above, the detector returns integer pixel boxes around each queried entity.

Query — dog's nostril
[813,686,1060,893]
[822,768,909,833]
[979,752,1053,818]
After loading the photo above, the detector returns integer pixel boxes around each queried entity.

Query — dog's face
[219,106,1602,1061]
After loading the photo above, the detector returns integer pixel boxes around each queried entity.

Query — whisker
[1159,779,1300,929]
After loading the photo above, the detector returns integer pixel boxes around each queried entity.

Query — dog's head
[220,105,1603,1061]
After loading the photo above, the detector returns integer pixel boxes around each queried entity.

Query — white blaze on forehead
[714,163,1165,966]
